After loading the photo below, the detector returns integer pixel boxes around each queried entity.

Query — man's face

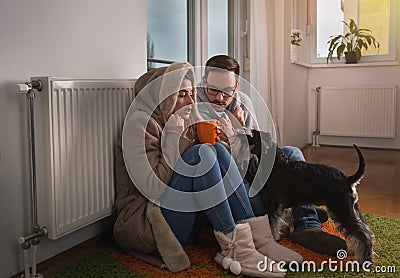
[203,70,238,110]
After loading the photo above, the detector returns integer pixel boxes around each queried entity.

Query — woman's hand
[163,112,185,135]
[218,116,234,138]
[168,113,184,127]
[162,112,184,127]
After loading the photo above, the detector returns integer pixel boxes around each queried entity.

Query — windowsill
[292,59,400,68]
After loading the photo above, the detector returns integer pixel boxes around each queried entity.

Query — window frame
[306,0,398,65]
[147,0,241,69]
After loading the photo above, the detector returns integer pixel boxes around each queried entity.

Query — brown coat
[113,63,196,272]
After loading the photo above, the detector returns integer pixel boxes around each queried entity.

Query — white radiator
[317,85,397,138]
[33,77,135,239]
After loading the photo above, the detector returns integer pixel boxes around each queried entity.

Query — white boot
[214,223,286,277]
[239,215,303,264]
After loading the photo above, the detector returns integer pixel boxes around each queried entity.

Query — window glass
[359,0,389,55]
[316,0,391,59]
[147,0,188,68]
[208,0,229,58]
[316,0,344,58]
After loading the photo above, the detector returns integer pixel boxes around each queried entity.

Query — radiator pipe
[312,86,321,147]
[23,248,30,278]
[17,80,47,278]
[27,89,39,231]
[32,244,37,277]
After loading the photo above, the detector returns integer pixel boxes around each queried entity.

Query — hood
[131,62,196,126]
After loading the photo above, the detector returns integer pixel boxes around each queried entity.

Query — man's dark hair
[205,55,240,80]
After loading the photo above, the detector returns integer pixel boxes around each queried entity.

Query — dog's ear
[246,130,261,158]
[258,131,274,149]
[246,130,258,145]
[244,153,259,185]
[245,129,277,158]
[254,130,276,156]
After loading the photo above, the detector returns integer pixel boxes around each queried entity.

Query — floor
[302,145,400,219]
[14,145,400,277]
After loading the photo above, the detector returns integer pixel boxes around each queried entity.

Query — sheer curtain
[249,0,283,144]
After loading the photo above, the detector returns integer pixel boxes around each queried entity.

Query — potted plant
[291,29,303,46]
[291,29,303,62]
[327,18,380,64]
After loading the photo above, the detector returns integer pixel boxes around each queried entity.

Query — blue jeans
[280,146,321,232]
[161,142,255,246]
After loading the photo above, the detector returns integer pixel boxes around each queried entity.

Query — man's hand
[233,107,245,126]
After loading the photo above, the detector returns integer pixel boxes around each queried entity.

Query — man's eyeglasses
[205,81,238,98]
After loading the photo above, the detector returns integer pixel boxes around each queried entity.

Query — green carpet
[54,214,399,277]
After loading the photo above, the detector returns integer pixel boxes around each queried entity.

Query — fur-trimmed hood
[132,62,197,127]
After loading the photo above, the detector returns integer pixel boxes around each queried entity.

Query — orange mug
[196,120,224,144]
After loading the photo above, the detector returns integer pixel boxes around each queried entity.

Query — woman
[114,62,298,277]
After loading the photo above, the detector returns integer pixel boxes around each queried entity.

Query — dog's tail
[347,144,366,184]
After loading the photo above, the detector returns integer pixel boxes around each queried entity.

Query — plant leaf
[326,17,379,64]
[337,44,345,60]
[355,48,362,61]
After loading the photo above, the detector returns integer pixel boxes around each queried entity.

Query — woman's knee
[213,142,231,158]
[182,144,202,157]
[181,144,216,164]
[189,142,228,157]
[281,146,305,162]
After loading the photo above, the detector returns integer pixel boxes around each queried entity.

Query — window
[295,0,397,64]
[147,0,239,69]
[316,0,344,58]
[146,0,188,69]
[358,0,390,55]
[208,0,229,57]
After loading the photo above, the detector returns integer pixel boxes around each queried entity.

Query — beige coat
[113,63,196,272]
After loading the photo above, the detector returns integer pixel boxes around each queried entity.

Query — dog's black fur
[242,130,375,263]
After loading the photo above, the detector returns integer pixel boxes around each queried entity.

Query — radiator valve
[16,79,42,94]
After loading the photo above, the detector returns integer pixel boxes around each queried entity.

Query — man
[197,54,346,256]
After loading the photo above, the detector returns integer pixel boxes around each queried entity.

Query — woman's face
[172,78,195,120]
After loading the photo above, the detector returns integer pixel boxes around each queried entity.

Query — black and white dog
[242,130,375,263]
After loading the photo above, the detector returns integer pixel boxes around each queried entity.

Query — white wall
[0,0,146,276]
[308,66,400,149]
[282,0,309,147]
[281,0,400,149]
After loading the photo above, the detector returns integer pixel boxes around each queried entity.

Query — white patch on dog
[351,177,362,204]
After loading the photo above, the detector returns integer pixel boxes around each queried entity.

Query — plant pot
[291,45,299,63]
[344,51,358,64]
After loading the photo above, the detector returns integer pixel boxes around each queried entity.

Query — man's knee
[281,146,305,162]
